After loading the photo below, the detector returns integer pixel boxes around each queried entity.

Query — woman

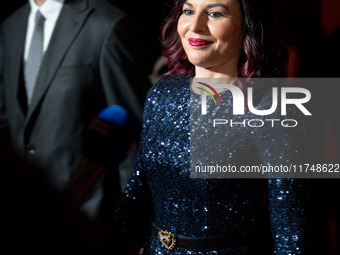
[115,0,308,254]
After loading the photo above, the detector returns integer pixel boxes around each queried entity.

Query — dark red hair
[162,0,288,78]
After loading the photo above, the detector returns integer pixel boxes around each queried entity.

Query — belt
[151,222,236,251]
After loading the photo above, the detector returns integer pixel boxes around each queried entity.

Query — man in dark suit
[0,0,150,221]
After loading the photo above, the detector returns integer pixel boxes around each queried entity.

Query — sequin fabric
[116,75,308,255]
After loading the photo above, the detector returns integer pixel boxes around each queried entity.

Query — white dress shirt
[24,0,65,62]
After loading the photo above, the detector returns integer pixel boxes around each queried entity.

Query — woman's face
[177,0,243,75]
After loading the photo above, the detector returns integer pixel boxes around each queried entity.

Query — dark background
[1,0,339,254]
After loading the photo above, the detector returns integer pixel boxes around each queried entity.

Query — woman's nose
[189,13,207,33]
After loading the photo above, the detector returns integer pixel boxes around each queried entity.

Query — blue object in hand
[97,105,128,127]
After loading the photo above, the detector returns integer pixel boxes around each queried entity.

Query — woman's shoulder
[142,75,192,111]
[152,75,191,89]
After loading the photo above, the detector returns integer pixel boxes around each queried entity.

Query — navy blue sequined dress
[116,75,307,255]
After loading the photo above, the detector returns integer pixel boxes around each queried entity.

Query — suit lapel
[11,5,30,117]
[25,0,91,124]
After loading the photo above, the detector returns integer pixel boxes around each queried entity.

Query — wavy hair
[162,0,288,77]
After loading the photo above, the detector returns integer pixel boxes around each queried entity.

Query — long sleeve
[115,158,153,247]
[267,179,308,254]
[252,86,309,254]
[114,86,158,250]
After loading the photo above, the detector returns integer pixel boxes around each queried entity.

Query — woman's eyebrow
[183,2,230,11]
[206,3,230,11]
[183,1,193,7]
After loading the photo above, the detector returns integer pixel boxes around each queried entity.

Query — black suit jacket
[0,0,150,218]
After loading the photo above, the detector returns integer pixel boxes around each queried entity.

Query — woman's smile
[188,37,213,47]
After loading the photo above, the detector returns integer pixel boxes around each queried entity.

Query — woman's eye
[209,11,223,18]
[183,9,194,16]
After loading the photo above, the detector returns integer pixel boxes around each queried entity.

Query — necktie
[24,10,45,105]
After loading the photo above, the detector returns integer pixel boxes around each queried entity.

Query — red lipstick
[188,38,212,47]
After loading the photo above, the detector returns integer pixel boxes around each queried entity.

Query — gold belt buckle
[158,230,177,251]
